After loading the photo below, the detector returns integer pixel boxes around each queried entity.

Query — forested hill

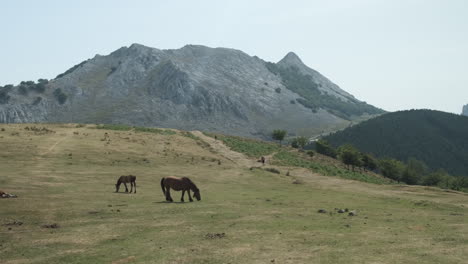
[324,109,468,177]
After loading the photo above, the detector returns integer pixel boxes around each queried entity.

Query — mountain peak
[278,52,304,66]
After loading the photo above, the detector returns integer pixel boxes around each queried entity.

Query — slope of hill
[0,44,383,139]
[324,109,468,177]
[1,123,467,263]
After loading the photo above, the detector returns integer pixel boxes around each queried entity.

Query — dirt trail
[191,131,260,168]
[40,132,72,156]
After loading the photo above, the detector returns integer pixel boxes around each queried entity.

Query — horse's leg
[129,182,133,193]
[188,190,193,202]
[181,190,185,202]
[133,181,136,193]
[166,188,173,202]
[124,182,129,193]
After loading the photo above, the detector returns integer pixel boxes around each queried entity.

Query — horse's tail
[160,178,166,195]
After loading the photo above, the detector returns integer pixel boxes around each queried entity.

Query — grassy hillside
[1,124,467,263]
[324,109,468,177]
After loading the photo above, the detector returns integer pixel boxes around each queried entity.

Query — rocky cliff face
[0,44,383,139]
[463,104,468,116]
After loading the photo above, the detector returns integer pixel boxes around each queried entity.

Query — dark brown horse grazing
[115,175,136,193]
[160,176,201,202]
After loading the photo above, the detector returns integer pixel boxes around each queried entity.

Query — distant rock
[462,104,468,116]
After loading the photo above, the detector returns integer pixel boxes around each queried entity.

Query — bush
[18,85,28,95]
[338,144,362,171]
[275,88,281,93]
[135,127,176,135]
[53,88,67,104]
[290,136,308,149]
[378,158,405,182]
[264,168,280,174]
[96,124,132,131]
[306,150,315,157]
[315,139,337,158]
[0,90,10,104]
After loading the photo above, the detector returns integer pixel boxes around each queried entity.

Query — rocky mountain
[0,44,384,139]
[462,104,468,116]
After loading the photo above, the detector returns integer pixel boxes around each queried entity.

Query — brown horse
[115,175,136,193]
[160,176,201,202]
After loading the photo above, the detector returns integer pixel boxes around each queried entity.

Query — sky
[1,0,467,114]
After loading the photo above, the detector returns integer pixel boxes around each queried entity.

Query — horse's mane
[185,177,199,191]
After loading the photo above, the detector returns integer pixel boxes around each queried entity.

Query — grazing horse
[160,176,201,202]
[115,175,136,193]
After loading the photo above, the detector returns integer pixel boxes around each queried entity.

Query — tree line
[271,129,468,192]
[315,139,468,191]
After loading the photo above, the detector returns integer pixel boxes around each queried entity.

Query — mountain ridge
[0,43,384,139]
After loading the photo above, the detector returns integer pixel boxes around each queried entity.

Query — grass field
[1,124,467,263]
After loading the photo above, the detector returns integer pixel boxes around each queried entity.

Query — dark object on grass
[42,223,60,229]
[264,168,280,174]
[205,233,225,239]
[161,176,201,202]
[115,175,136,193]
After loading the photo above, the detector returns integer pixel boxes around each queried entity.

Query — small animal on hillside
[160,176,201,202]
[257,156,266,165]
[115,175,137,193]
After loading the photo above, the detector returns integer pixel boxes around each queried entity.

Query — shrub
[338,144,362,171]
[315,139,337,158]
[264,168,280,174]
[53,88,67,104]
[0,90,10,104]
[275,88,281,93]
[135,127,176,135]
[18,85,28,95]
[96,124,132,131]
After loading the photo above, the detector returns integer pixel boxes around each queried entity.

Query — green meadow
[1,124,467,263]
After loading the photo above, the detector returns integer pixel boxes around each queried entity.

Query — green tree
[450,176,468,191]
[338,144,361,171]
[291,136,308,149]
[402,158,427,185]
[361,153,377,171]
[315,139,337,158]
[422,169,446,186]
[379,158,405,183]
[272,130,287,145]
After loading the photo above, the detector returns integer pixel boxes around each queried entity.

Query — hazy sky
[1,0,467,114]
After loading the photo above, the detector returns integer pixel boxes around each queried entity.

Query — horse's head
[115,183,120,192]
[193,189,201,201]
